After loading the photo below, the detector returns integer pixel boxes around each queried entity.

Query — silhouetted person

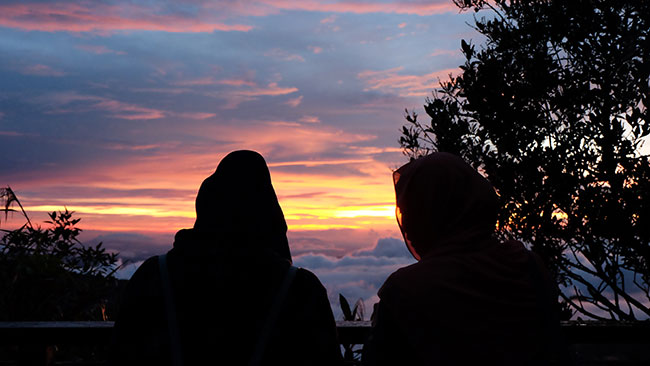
[111,150,342,366]
[362,153,561,366]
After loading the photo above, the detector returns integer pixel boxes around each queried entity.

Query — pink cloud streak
[174,112,217,120]
[235,82,298,97]
[268,158,371,167]
[358,66,458,97]
[201,0,454,18]
[0,131,24,137]
[171,74,299,108]
[320,14,338,23]
[77,44,126,55]
[0,3,252,33]
[42,92,166,120]
[260,0,455,16]
[41,92,214,120]
[21,64,65,77]
[174,77,257,87]
[264,48,306,62]
[285,96,303,107]
[308,45,324,54]
[299,115,321,124]
[0,1,457,35]
[94,100,165,120]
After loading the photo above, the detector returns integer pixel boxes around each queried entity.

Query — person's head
[393,153,498,260]
[193,150,290,261]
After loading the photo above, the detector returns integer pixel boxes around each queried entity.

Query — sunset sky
[1,0,478,313]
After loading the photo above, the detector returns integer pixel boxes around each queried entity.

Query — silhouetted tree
[400,0,650,320]
[0,187,119,320]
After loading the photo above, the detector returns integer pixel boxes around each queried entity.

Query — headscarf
[393,152,498,260]
[192,150,291,262]
[369,153,559,365]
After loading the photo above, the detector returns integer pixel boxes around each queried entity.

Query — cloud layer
[107,232,415,320]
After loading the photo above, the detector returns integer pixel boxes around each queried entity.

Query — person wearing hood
[362,152,562,366]
[111,150,342,366]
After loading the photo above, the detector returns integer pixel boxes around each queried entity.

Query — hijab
[393,152,498,260]
[381,153,555,363]
[191,150,291,262]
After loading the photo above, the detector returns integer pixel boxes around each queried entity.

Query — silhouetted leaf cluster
[340,293,365,322]
[0,198,120,321]
[339,294,365,365]
[400,0,650,320]
[1,187,32,228]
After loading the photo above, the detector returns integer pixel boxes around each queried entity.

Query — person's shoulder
[292,266,331,296]
[294,266,324,286]
[377,262,420,297]
[137,255,160,272]
[128,255,163,284]
[118,255,166,306]
[386,261,420,283]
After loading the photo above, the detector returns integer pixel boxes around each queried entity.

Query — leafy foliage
[339,293,365,322]
[339,294,365,365]
[400,0,650,320]
[1,187,32,228]
[0,188,119,321]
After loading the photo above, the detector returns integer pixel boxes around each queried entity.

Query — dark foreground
[0,321,649,365]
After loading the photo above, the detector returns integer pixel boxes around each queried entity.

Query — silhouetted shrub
[0,187,120,321]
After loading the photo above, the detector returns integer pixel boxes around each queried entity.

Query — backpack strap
[158,254,183,366]
[158,254,298,366]
[248,265,299,366]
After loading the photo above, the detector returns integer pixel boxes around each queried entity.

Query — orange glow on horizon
[11,157,401,235]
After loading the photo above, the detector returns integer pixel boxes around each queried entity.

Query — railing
[2,321,650,344]
[1,321,649,365]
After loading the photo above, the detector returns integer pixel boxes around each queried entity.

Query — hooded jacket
[362,153,560,366]
[111,150,341,366]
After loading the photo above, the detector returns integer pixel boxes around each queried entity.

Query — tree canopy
[400,0,650,320]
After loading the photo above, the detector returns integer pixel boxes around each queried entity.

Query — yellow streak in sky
[289,224,362,230]
[30,205,195,219]
[333,205,395,218]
